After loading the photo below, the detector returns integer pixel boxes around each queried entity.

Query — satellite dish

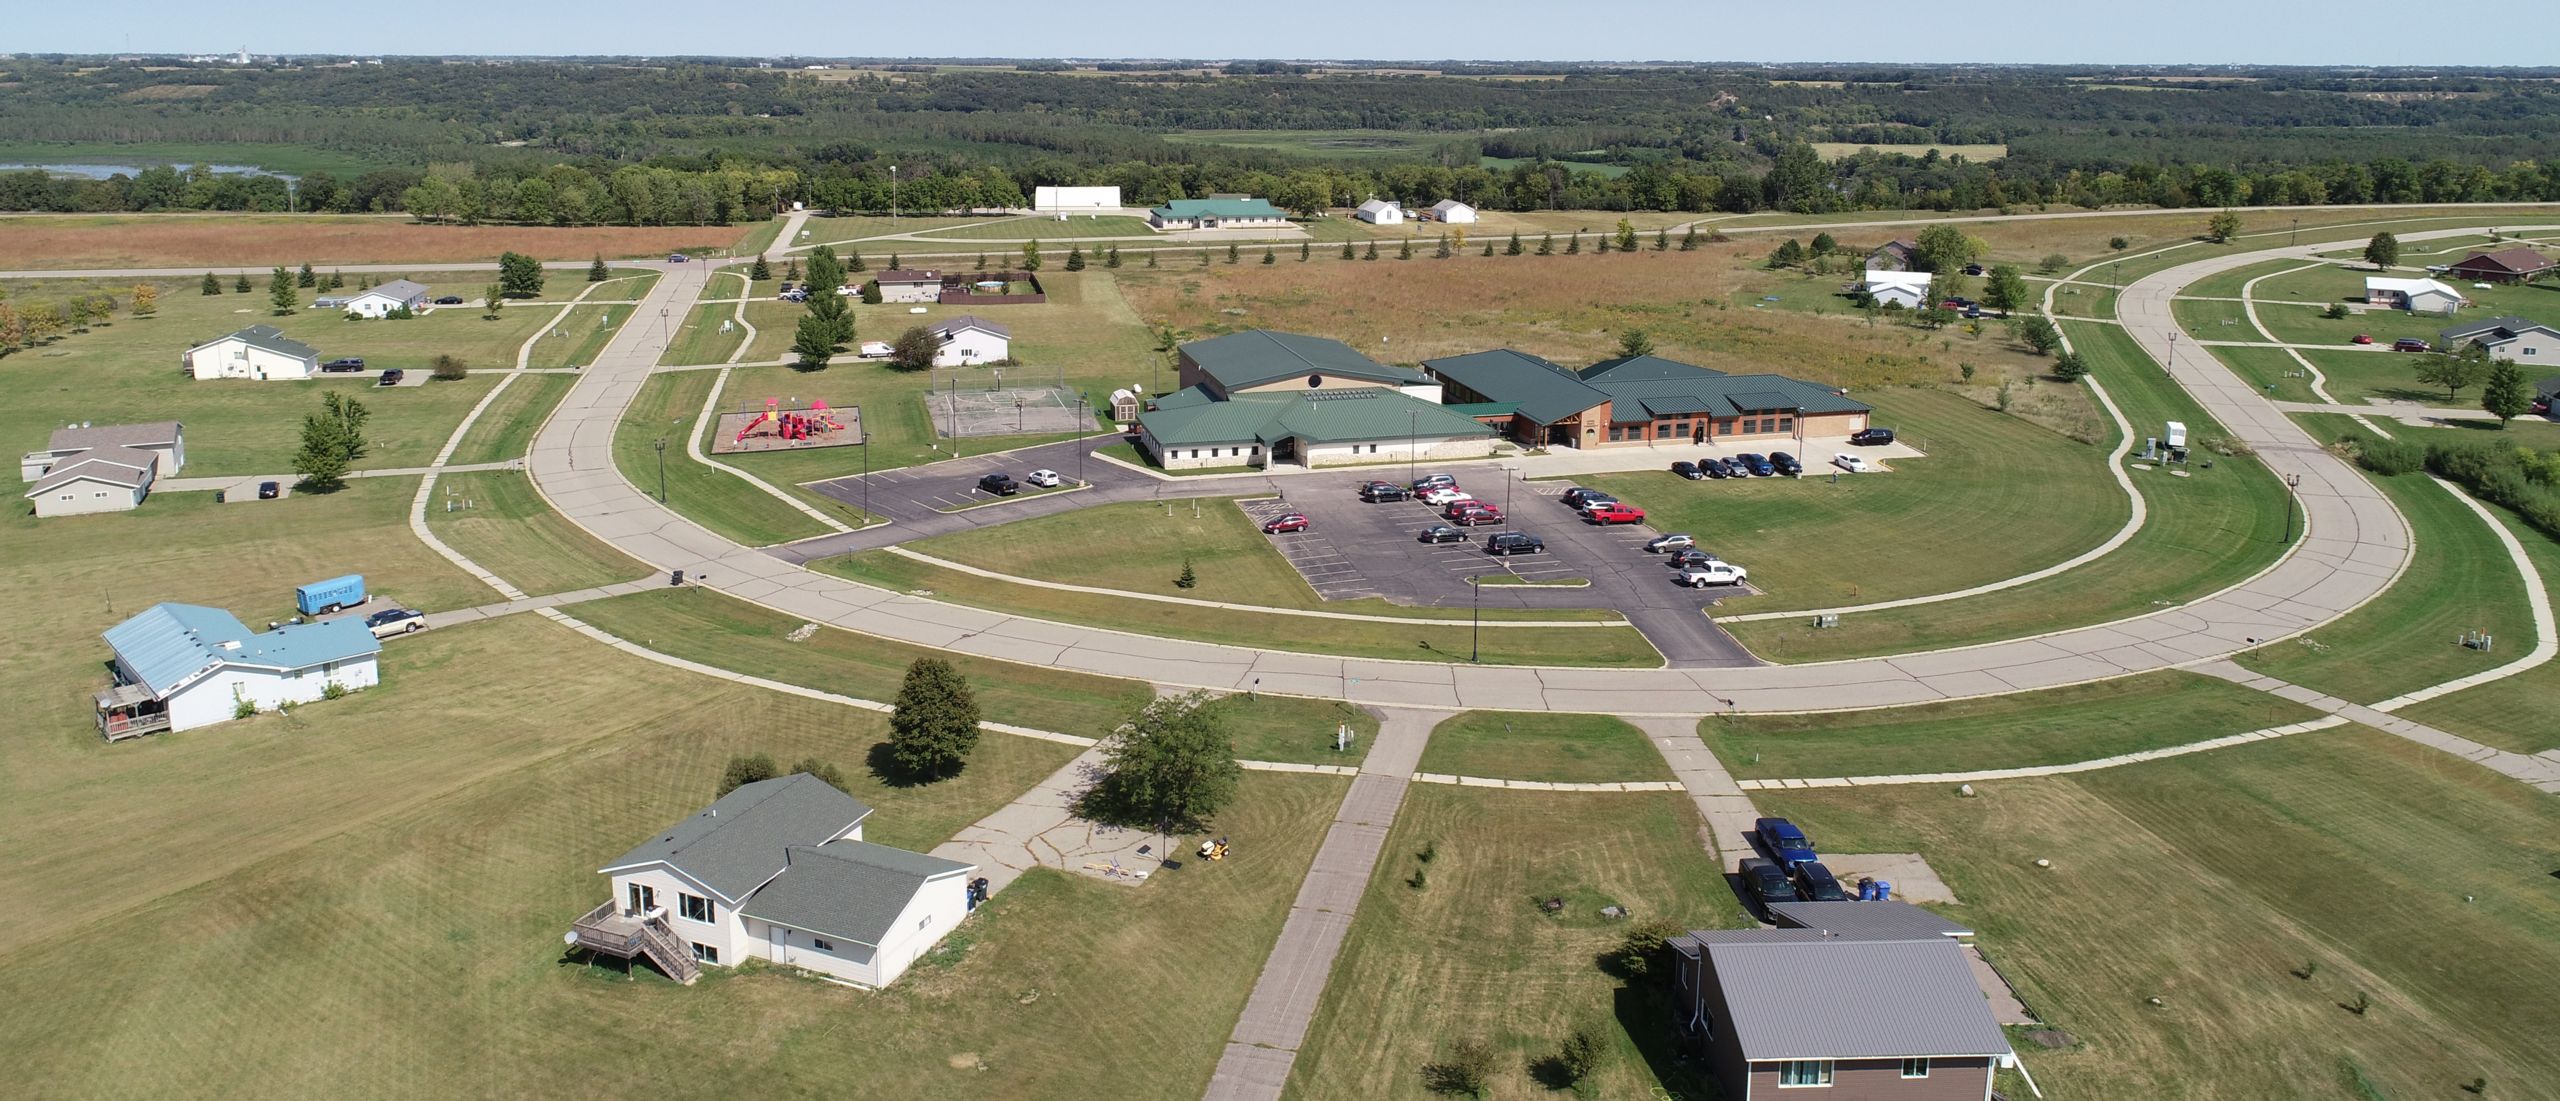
[563,931,580,945]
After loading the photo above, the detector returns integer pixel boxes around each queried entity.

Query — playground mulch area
[711,406,865,455]
[921,384,1092,439]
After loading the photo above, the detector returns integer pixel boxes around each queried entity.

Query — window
[678,893,715,923]
[1777,1060,1834,1087]
[1779,416,1795,432]
[1608,425,1624,442]
[691,942,718,964]
[1901,1058,1930,1079]
[813,938,835,951]
[917,914,933,930]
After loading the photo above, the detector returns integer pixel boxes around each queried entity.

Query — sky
[34,1,2560,67]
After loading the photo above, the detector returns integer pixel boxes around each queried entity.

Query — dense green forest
[4,58,2560,221]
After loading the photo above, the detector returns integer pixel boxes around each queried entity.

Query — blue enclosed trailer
[296,574,367,616]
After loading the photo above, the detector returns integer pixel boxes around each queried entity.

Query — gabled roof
[103,603,380,699]
[877,269,942,283]
[1429,199,1474,214]
[190,324,318,361]
[1423,349,1611,425]
[738,840,974,948]
[349,278,430,302]
[1141,387,1492,447]
[934,314,1009,339]
[1686,931,2013,1062]
[2440,315,2560,344]
[2448,247,2555,275]
[1152,197,1286,221]
[1184,330,1424,391]
[1859,269,1935,293]
[1766,900,1975,940]
[1575,355,1869,417]
[603,773,874,903]
[27,445,156,495]
[46,420,183,455]
[2366,275,2461,298]
[1355,199,1400,216]
[1580,354,1731,386]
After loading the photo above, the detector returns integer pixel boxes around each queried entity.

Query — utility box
[295,574,367,616]
[2164,421,2189,449]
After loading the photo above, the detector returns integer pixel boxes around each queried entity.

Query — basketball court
[921,382,1093,439]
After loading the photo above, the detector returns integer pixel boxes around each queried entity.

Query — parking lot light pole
[1077,395,1089,486]
[1470,573,1483,663]
[858,404,871,522]
[2284,472,2303,543]
[1408,411,1418,485]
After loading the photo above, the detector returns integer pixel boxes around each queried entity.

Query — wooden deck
[569,902,701,984]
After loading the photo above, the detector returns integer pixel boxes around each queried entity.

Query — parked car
[1585,503,1646,525]
[1024,469,1062,488]
[1360,482,1411,502]
[1737,453,1776,477]
[778,289,808,303]
[1559,486,1610,508]
[1667,548,1721,569]
[1645,533,1696,553]
[257,480,281,500]
[1410,473,1458,491]
[667,253,690,263]
[432,295,465,306]
[1739,858,1803,909]
[1485,532,1545,556]
[1701,458,1732,479]
[1770,452,1802,476]
[1791,861,1850,902]
[1675,562,1750,587]
[2351,333,2374,345]
[1261,513,1309,534]
[1569,493,1620,513]
[1961,263,1985,277]
[321,357,366,372]
[977,473,1018,496]
[2391,338,2431,353]
[364,608,426,638]
[1849,427,1896,446]
[1419,487,1472,507]
[377,368,404,386]
[1756,817,1819,866]
[1449,506,1503,526]
[1833,453,1871,473]
[1418,525,1471,544]
[1670,460,1703,480]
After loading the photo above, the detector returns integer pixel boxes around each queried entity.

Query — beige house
[23,420,185,482]
[182,325,319,381]
[875,269,944,304]
[25,445,157,517]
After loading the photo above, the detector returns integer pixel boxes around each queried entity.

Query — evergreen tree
[296,262,315,288]
[1261,246,1275,264]
[1767,239,1805,268]
[1341,241,1356,260]
[1364,241,1380,261]
[2053,350,2090,381]
[718,755,778,796]
[1537,234,1555,255]
[887,253,902,270]
[1065,244,1087,271]
[201,272,221,295]
[1505,232,1524,255]
[1107,244,1124,268]
[268,266,297,315]
[1019,241,1041,272]
[750,252,772,281]
[327,270,344,289]
[2019,315,2062,355]
[1617,329,1655,358]
[1595,233,1612,254]
[783,258,800,282]
[1226,241,1240,264]
[1480,240,1494,256]
[292,391,370,492]
[1299,241,1311,262]
[889,658,981,778]
[847,248,868,272]
[792,314,839,371]
[1565,232,1581,255]
[1654,228,1670,251]
[1434,235,1451,259]
[1397,238,1414,260]
[587,255,609,282]
[1146,251,1159,268]
[1678,226,1700,251]
[234,273,252,293]
[1810,232,1837,255]
[1616,218,1639,251]
[975,253,988,271]
[804,246,851,342]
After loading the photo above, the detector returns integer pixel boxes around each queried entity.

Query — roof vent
[218,640,242,651]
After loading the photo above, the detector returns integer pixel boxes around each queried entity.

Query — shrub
[2039,252,2070,274]
[719,753,779,795]
[2053,350,2089,381]
[1605,918,1686,978]
[429,354,468,381]
[233,698,258,720]
[790,757,846,790]
[1553,1028,1604,1086]
[1420,1039,1493,1096]
[2353,438,2428,476]
[2322,302,2351,320]
[2109,236,2131,251]
[321,681,350,701]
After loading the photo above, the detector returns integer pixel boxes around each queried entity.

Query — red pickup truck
[1585,503,1646,525]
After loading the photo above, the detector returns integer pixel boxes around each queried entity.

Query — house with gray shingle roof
[183,324,319,380]
[581,774,976,988]
[341,278,431,319]
[1670,927,2018,1099]
[2439,315,2560,366]
[23,420,185,483]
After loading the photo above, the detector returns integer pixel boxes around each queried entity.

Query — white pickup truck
[1673,562,1750,588]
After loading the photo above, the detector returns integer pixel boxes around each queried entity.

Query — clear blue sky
[39,1,2559,66]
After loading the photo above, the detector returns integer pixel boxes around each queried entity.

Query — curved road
[525,232,2440,715]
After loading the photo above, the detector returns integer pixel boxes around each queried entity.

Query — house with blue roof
[94,602,380,739]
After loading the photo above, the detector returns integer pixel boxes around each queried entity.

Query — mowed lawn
[1730,322,2290,661]
[656,273,752,365]
[1701,671,2316,780]
[445,371,575,465]
[1212,693,1381,765]
[1415,711,1670,783]
[913,215,1158,240]
[1578,387,2122,612]
[524,303,635,368]
[421,471,650,596]
[3,606,1347,1099]
[1283,787,1739,1101]
[612,370,834,546]
[1752,729,2560,1101]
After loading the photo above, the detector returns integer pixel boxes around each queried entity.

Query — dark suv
[321,357,367,372]
[1360,482,1410,502]
[1770,451,1802,476]
[1849,427,1896,446]
[1486,532,1545,556]
[977,473,1018,496]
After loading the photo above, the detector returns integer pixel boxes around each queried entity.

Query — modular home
[2365,276,2465,315]
[2440,315,2559,365]
[928,315,1010,366]
[341,279,431,318]
[182,324,319,380]
[1426,199,1478,224]
[1670,928,2018,1101]
[2445,247,2555,286]
[1859,270,1935,310]
[875,269,944,304]
[94,603,380,739]
[1353,199,1403,225]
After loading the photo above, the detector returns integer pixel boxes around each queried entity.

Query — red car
[2351,333,2374,345]
[1261,513,1309,534]
[2391,338,2431,353]
[1585,503,1646,525]
[1449,505,1504,526]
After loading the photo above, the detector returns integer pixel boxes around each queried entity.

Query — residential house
[575,773,976,988]
[2445,247,2556,286]
[1140,330,1488,469]
[93,603,380,739]
[1764,900,1975,942]
[1426,199,1478,224]
[1865,238,1920,271]
[1146,197,1291,231]
[1670,928,2017,1101]
[928,315,1010,366]
[24,445,158,518]
[2365,276,2465,315]
[1033,185,1122,212]
[1859,270,1935,310]
[2439,316,2560,365]
[1353,199,1404,225]
[182,324,319,380]
[23,420,185,483]
[341,278,431,318]
[875,269,944,304]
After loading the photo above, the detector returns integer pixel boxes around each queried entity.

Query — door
[768,924,788,963]
[627,883,656,916]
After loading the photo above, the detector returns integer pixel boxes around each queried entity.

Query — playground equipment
[731,397,850,445]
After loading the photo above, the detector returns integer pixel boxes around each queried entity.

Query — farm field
[1727,321,2290,661]
[1163,128,1458,159]
[0,213,755,267]
[1282,786,1738,1101]
[420,470,650,596]
[611,370,835,546]
[1809,141,2009,161]
[446,373,575,465]
[0,139,380,177]
[1576,388,2121,612]
[1414,711,1669,783]
[1752,728,2560,1101]
[1701,671,2316,780]
[819,551,1665,667]
[1476,154,1630,177]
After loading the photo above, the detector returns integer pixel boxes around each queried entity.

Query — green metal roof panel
[1442,402,1521,418]
[1639,396,1718,417]
[1726,390,1801,412]
[1579,354,1729,385]
[1184,330,1423,391]
[1151,198,1287,220]
[1422,349,1611,424]
[196,324,319,362]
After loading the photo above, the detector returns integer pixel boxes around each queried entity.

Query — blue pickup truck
[296,574,367,616]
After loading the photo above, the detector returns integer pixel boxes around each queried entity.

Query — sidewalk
[1630,715,1762,871]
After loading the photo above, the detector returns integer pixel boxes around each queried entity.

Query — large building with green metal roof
[1146,197,1291,231]
[1424,350,1871,450]
[1137,330,1496,469]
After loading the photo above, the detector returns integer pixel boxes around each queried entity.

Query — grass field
[1810,142,2009,162]
[0,139,379,177]
[1212,693,1382,765]
[568,587,1156,740]
[1282,787,1738,1100]
[525,303,634,368]
[1415,711,1669,783]
[446,373,574,465]
[1163,128,1457,159]
[799,214,1020,248]
[1702,672,2316,780]
[421,471,650,596]
[1752,728,2560,1101]
[1728,321,2290,661]
[611,371,834,546]
[656,274,752,365]
[578,270,664,301]
[821,552,1663,668]
[1477,154,1630,177]
[913,215,1157,240]
[0,213,754,267]
[1577,388,2122,612]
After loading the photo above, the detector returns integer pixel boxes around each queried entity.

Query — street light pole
[858,404,871,523]
[1077,395,1089,487]
[2284,472,2303,543]
[654,437,667,503]
[890,165,899,223]
[1408,411,1418,485]
[1470,572,1483,663]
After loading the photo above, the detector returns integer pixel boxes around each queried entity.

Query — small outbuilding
[94,602,380,738]
[1427,199,1478,224]
[1353,199,1404,225]
[341,278,431,319]
[183,324,319,381]
[929,315,1010,367]
[2365,275,2465,315]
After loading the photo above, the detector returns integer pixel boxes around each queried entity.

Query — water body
[0,163,298,181]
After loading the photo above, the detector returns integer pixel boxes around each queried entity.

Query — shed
[1353,199,1403,225]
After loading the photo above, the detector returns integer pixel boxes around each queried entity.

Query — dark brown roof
[2449,247,2554,275]
[877,269,943,283]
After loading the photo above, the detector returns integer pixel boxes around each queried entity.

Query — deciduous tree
[718,754,778,795]
[1615,218,1638,251]
[891,324,939,372]
[2206,209,2243,243]
[889,658,981,778]
[1981,265,2031,315]
[2363,231,2401,270]
[2018,314,2062,355]
[498,251,545,298]
[1079,692,1240,830]
[293,391,370,491]
[482,282,505,320]
[1018,241,1040,271]
[1912,223,1981,274]
[2417,343,2490,402]
[129,283,158,318]
[429,354,468,380]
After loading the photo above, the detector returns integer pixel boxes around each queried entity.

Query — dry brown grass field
[0,214,759,268]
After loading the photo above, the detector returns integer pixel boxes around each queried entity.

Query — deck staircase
[570,902,702,985]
